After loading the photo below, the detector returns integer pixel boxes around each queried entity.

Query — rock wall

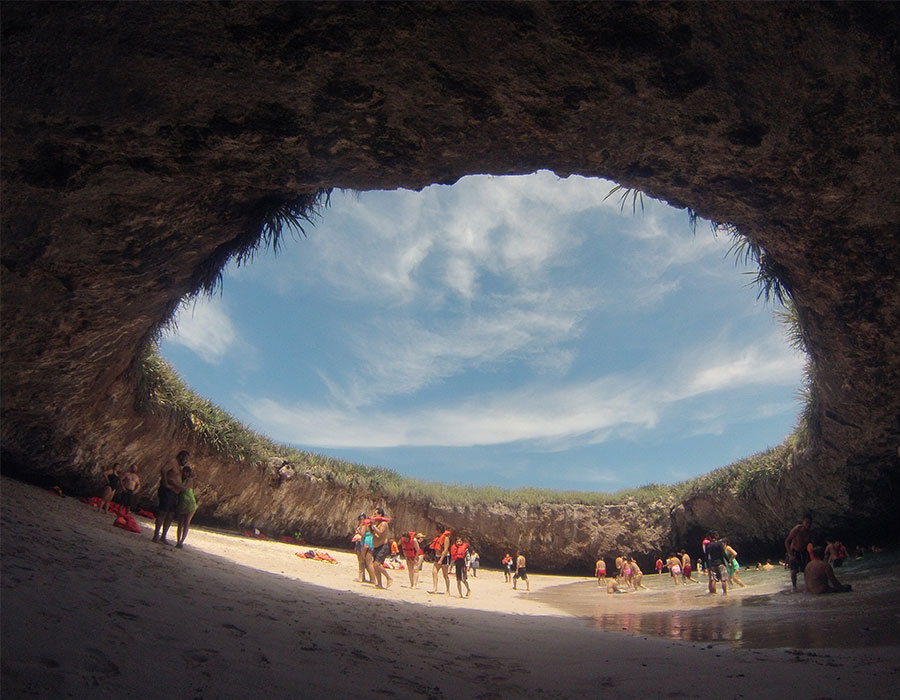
[2,3,899,569]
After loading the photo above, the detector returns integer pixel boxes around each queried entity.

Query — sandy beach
[2,476,899,699]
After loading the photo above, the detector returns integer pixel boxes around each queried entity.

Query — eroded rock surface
[2,3,898,569]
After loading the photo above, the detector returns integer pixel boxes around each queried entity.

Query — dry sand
[2,476,899,698]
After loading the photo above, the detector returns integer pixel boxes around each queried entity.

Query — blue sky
[160,171,805,493]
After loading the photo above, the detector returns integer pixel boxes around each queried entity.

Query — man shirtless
[369,507,393,589]
[117,466,141,515]
[785,514,814,591]
[152,450,187,544]
[804,546,851,594]
[513,552,529,591]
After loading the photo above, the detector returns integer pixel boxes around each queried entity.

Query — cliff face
[2,3,899,570]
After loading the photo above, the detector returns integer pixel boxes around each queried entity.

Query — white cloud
[165,296,238,364]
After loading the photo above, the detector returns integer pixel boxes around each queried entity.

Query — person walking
[400,530,422,589]
[512,552,530,591]
[451,537,471,598]
[428,525,452,594]
[369,507,393,590]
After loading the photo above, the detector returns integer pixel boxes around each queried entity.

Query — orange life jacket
[430,529,451,551]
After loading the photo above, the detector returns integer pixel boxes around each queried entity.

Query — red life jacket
[401,532,418,558]
[451,542,469,561]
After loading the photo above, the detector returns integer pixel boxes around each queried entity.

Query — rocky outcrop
[2,3,899,570]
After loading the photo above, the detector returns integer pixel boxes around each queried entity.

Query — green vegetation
[135,182,807,512]
[137,344,798,510]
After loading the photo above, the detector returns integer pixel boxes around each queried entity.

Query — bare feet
[385,578,392,589]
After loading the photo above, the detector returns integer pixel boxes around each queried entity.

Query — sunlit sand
[3,477,898,699]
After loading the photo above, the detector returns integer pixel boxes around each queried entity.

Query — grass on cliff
[136,183,812,511]
[137,344,802,510]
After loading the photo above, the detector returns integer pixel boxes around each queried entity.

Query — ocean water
[532,553,900,649]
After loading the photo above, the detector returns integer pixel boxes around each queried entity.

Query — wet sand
[533,558,900,648]
[3,476,900,699]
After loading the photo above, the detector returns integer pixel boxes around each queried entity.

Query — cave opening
[157,171,806,495]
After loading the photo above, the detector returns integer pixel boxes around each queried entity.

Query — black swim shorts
[373,543,390,564]
[157,486,177,512]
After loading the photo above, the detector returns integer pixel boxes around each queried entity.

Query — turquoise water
[532,554,900,649]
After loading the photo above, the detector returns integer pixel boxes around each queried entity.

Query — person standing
[681,550,697,583]
[429,525,452,594]
[400,530,422,589]
[502,553,513,583]
[352,513,372,583]
[723,539,746,588]
[513,552,530,591]
[369,507,393,590]
[451,537,471,598]
[469,550,480,577]
[595,556,607,585]
[99,463,121,513]
[153,451,187,544]
[655,557,664,576]
[117,466,141,515]
[174,465,198,549]
[785,514,814,591]
[705,532,729,595]
[667,554,682,585]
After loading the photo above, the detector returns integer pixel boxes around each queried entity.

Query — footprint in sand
[82,647,120,677]
[221,623,247,638]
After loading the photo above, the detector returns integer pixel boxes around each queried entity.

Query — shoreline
[3,476,899,698]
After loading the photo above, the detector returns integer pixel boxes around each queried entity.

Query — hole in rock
[160,172,805,493]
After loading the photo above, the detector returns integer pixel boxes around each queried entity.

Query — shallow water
[532,554,900,649]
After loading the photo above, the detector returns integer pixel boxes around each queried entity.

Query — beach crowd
[99,451,857,599]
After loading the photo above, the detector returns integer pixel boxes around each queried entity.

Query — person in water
[153,450,187,544]
[667,554,682,585]
[705,532,729,595]
[595,557,607,584]
[99,463,121,513]
[723,539,746,588]
[681,550,698,584]
[804,546,851,594]
[174,465,198,549]
[785,514,815,591]
[629,557,647,590]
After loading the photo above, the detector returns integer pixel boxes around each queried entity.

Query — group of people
[595,555,646,593]
[784,513,852,594]
[105,456,858,599]
[502,553,530,590]
[352,518,482,598]
[98,462,142,514]
[97,450,199,549]
[151,449,198,549]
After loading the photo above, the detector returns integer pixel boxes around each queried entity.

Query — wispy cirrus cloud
[241,324,803,451]
[166,296,239,364]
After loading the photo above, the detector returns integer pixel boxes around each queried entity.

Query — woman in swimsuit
[175,465,198,549]
[99,463,121,513]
